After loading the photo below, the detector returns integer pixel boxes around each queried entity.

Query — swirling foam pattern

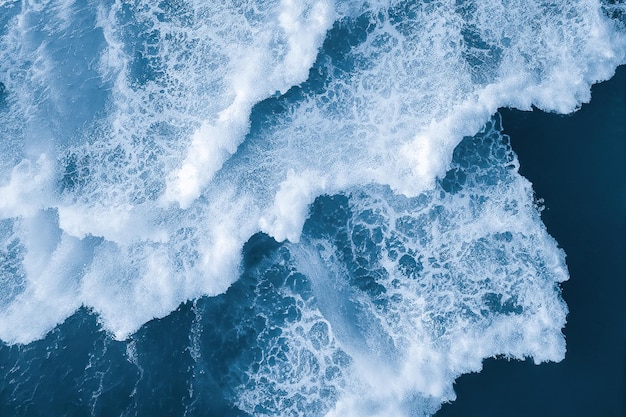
[0,0,625,415]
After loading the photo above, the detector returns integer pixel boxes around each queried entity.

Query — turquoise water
[1,1,625,416]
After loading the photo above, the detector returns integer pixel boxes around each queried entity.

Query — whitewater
[0,0,625,415]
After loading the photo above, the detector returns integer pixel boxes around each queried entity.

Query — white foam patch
[232,269,351,416]
[0,155,54,219]
[0,229,88,344]
[158,0,334,208]
[259,170,329,242]
[57,203,168,244]
[0,0,623,354]
[282,120,569,416]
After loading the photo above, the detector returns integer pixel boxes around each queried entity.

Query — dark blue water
[1,1,625,416]
[437,65,626,417]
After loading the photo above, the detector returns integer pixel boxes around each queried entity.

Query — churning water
[1,0,625,415]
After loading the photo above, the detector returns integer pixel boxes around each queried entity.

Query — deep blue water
[0,1,625,416]
[438,65,626,417]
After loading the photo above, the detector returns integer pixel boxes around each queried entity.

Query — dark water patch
[60,153,92,193]
[0,230,304,416]
[437,65,626,417]
[481,293,523,316]
[0,82,6,109]
[602,0,626,27]
[0,309,137,417]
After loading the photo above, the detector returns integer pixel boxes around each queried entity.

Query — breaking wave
[1,0,625,414]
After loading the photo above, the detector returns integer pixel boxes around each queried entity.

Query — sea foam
[227,117,569,416]
[0,0,625,412]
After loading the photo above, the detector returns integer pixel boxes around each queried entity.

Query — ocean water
[0,1,624,416]
[437,65,626,417]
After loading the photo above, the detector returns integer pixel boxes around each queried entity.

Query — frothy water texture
[1,0,625,415]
